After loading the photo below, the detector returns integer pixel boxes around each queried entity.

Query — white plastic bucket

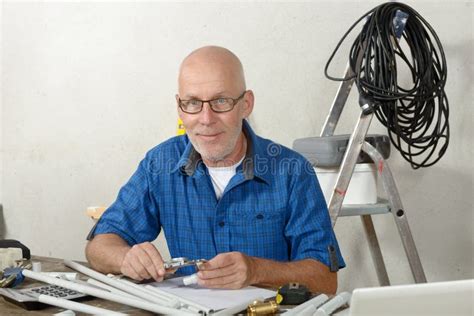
[315,163,377,204]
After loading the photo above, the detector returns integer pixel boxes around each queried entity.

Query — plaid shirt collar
[173,119,271,184]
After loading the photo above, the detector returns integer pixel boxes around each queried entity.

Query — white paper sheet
[148,276,276,311]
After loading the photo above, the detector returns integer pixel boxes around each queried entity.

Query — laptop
[335,279,473,316]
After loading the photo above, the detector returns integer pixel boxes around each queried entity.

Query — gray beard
[190,121,243,163]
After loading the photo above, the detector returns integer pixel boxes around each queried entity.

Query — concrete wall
[1,1,472,291]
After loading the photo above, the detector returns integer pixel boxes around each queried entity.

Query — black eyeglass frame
[178,91,247,114]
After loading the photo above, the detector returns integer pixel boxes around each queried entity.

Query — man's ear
[176,94,183,119]
[242,90,255,119]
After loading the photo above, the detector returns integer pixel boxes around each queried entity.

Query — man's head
[176,46,254,166]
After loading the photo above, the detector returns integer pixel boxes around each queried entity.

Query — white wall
[0,1,4,233]
[1,1,472,291]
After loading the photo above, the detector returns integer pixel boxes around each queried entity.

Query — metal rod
[361,215,390,286]
[362,142,427,283]
[320,63,356,137]
[327,111,374,225]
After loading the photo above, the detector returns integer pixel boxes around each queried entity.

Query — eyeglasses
[178,91,246,114]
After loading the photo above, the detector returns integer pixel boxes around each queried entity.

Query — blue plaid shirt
[88,120,345,275]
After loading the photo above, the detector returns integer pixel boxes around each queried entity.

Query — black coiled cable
[325,2,449,169]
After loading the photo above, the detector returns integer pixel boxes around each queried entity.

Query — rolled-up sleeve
[87,156,160,246]
[285,159,345,271]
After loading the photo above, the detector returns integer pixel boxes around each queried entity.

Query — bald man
[86,46,345,294]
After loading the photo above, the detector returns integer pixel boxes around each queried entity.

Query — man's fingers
[123,258,151,280]
[130,256,153,280]
[198,273,237,288]
[120,242,165,281]
[199,253,234,271]
[141,242,164,264]
[121,263,141,281]
[140,243,165,278]
[204,281,243,290]
[132,245,161,280]
[199,276,244,289]
[136,254,159,280]
[196,252,254,290]
[198,264,235,280]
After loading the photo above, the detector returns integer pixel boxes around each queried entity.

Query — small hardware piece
[247,300,279,315]
[163,257,206,270]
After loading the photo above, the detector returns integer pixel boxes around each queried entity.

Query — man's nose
[198,102,216,125]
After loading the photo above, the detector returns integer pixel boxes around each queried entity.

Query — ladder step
[293,134,391,168]
[339,199,390,216]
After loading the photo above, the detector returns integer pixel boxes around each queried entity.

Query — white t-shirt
[207,156,245,200]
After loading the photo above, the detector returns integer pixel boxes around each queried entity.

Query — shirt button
[219,221,225,227]
[256,214,264,219]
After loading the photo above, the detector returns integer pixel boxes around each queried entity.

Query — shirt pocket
[228,208,289,260]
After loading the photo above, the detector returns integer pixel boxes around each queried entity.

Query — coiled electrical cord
[325,2,449,169]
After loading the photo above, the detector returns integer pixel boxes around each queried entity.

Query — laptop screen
[349,279,473,316]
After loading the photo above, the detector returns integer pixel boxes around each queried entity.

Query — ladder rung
[339,199,390,216]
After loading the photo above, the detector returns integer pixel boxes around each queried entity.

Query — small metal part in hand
[163,257,207,270]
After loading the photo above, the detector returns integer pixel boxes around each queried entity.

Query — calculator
[0,284,88,310]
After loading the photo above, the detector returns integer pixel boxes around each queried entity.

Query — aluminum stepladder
[320,60,427,285]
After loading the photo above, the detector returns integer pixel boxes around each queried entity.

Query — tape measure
[276,283,311,305]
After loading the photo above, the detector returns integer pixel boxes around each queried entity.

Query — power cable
[325,2,449,169]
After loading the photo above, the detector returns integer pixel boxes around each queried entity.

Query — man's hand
[196,252,257,289]
[120,242,166,282]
